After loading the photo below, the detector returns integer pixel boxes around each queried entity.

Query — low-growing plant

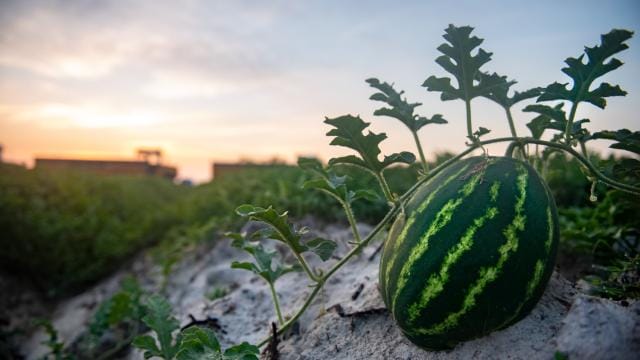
[132,294,258,360]
[222,24,639,351]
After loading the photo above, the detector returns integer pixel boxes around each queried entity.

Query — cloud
[0,0,286,83]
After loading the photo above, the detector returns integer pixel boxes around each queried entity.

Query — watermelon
[379,156,559,349]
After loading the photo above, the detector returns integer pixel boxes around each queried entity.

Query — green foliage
[36,320,74,360]
[537,29,632,108]
[88,276,144,340]
[234,205,336,261]
[324,115,415,174]
[175,327,221,360]
[560,175,640,299]
[523,103,590,141]
[366,78,447,132]
[299,157,378,211]
[0,165,186,296]
[228,231,301,282]
[590,129,640,155]
[422,24,507,102]
[132,295,259,360]
[133,295,181,359]
[176,327,258,360]
[482,79,541,110]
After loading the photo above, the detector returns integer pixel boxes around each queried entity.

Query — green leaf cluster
[176,327,258,360]
[228,231,301,283]
[423,24,506,102]
[366,78,447,132]
[89,276,144,340]
[298,157,378,210]
[526,29,633,143]
[133,295,182,359]
[132,295,259,359]
[324,115,415,174]
[234,204,337,262]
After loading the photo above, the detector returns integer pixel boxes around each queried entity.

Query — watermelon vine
[222,24,640,353]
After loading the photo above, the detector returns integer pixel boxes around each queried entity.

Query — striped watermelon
[379,156,559,349]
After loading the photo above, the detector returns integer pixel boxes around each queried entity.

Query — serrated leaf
[526,115,551,140]
[523,104,567,125]
[175,327,221,360]
[480,72,541,109]
[230,261,258,273]
[348,189,379,203]
[300,158,379,209]
[524,103,567,139]
[537,29,633,108]
[324,115,416,173]
[230,236,300,283]
[134,295,180,360]
[132,335,161,356]
[422,24,508,101]
[305,237,337,261]
[234,205,305,252]
[523,103,591,141]
[223,342,260,360]
[366,77,447,132]
[591,129,640,155]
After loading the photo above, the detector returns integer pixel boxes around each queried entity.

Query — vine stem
[412,131,429,174]
[465,99,473,140]
[318,189,362,244]
[256,135,640,348]
[291,250,319,283]
[268,282,285,325]
[505,108,527,159]
[505,108,518,139]
[565,101,579,144]
[342,200,362,244]
[271,226,320,282]
[375,172,394,203]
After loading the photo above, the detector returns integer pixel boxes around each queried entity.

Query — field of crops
[1,151,636,298]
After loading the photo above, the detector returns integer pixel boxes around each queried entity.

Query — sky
[1,0,639,182]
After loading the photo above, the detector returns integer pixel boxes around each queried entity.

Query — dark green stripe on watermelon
[378,156,558,350]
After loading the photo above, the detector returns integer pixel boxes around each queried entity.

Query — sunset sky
[1,0,639,182]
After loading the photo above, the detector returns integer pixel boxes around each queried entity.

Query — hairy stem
[270,225,320,282]
[341,199,362,244]
[375,172,394,202]
[505,108,527,159]
[292,250,319,283]
[465,99,473,140]
[505,107,518,138]
[412,131,429,174]
[565,101,579,144]
[268,282,285,325]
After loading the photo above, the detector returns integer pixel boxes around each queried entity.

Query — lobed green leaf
[324,115,415,174]
[537,29,633,108]
[423,24,509,102]
[366,77,447,132]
